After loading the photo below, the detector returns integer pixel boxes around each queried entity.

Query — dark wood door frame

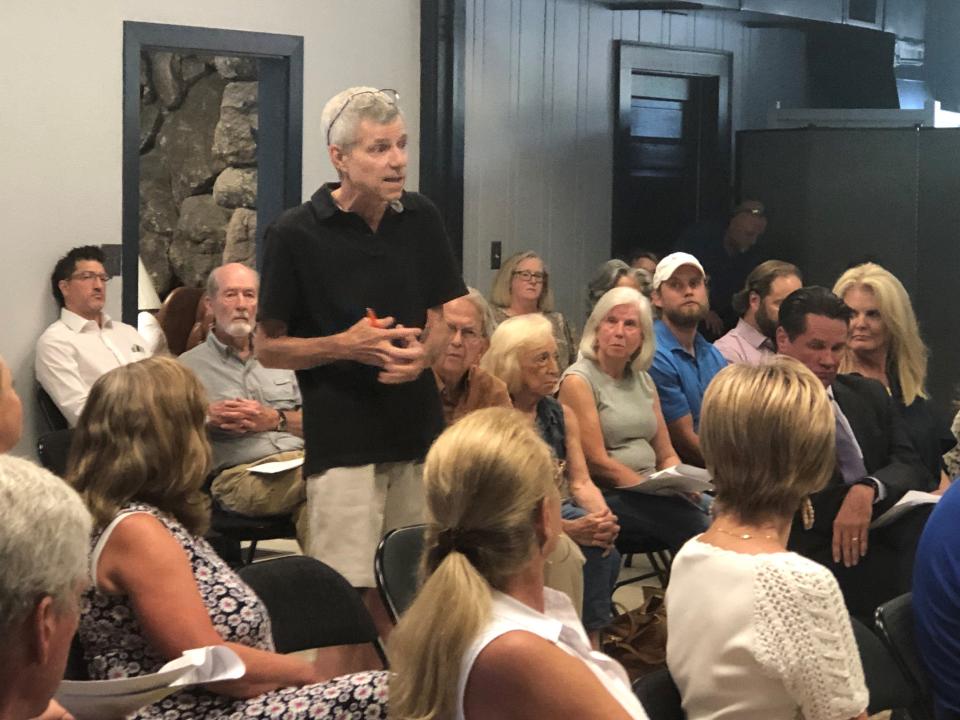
[613,41,733,254]
[420,0,466,267]
[122,21,303,323]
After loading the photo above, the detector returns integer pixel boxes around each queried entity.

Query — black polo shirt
[258,184,466,476]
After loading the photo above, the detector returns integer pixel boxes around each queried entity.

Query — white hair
[0,456,91,632]
[206,263,259,298]
[579,286,656,374]
[321,86,403,148]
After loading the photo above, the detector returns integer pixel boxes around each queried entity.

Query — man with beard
[714,260,802,365]
[649,252,727,466]
[179,263,308,547]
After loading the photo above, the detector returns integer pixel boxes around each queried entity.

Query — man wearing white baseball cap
[648,252,728,466]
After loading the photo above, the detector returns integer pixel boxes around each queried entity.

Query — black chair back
[238,555,386,664]
[633,666,685,720]
[850,615,913,713]
[375,524,426,622]
[37,429,74,478]
[875,593,934,720]
[36,383,68,432]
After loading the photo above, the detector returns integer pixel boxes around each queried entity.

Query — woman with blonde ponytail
[388,407,648,720]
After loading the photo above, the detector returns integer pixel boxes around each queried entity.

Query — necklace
[714,526,779,541]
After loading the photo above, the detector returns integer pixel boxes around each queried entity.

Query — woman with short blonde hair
[69,357,386,720]
[666,358,868,720]
[833,262,950,484]
[389,407,648,720]
[490,250,577,370]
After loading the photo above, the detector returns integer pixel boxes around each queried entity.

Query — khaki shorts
[304,461,424,588]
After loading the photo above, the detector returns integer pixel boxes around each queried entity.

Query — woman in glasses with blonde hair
[490,250,577,371]
[389,407,648,720]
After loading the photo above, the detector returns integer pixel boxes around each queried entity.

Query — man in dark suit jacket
[776,286,932,620]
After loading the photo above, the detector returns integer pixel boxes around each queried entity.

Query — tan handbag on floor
[601,592,668,681]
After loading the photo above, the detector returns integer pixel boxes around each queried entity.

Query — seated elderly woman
[834,262,952,488]
[67,357,386,720]
[0,455,91,720]
[389,407,649,719]
[490,251,578,371]
[666,358,868,719]
[481,314,621,636]
[558,287,710,551]
[586,259,651,317]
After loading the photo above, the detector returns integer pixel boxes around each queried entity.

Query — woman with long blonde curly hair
[834,262,951,487]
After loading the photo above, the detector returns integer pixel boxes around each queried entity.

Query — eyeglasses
[326,88,400,146]
[512,270,546,284]
[70,271,111,283]
[447,323,483,343]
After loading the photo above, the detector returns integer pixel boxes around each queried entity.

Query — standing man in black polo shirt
[255,87,466,635]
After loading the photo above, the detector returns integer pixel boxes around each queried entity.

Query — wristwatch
[275,409,288,432]
[855,477,880,496]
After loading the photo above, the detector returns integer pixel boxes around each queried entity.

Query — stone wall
[139,51,258,298]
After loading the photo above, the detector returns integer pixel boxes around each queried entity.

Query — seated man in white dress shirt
[35,246,150,425]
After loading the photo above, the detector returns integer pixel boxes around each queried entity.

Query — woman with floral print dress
[68,356,387,719]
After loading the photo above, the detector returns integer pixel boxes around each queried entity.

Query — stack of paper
[621,464,714,496]
[56,646,245,720]
[870,489,941,529]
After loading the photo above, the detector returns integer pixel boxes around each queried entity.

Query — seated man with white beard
[179,263,308,547]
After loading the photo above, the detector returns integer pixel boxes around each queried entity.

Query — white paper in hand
[56,645,245,720]
[621,464,714,496]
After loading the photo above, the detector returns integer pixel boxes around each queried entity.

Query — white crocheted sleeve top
[666,537,869,720]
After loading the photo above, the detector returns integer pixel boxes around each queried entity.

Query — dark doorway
[613,43,732,260]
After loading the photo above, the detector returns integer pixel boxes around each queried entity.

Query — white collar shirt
[35,308,151,425]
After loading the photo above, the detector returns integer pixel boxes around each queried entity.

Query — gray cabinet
[739,0,843,23]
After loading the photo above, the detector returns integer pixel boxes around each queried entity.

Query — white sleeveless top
[456,588,650,719]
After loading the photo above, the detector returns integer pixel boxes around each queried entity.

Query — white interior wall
[1,0,421,457]
[462,0,809,327]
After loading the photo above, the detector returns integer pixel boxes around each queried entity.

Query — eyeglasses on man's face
[512,270,546,284]
[326,88,400,146]
[70,271,111,283]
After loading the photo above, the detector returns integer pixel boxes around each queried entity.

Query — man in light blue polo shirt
[648,252,727,466]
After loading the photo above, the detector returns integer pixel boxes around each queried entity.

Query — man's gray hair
[462,287,497,340]
[0,455,91,632]
[322,86,403,148]
[206,264,260,298]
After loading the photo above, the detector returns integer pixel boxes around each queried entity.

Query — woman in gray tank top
[560,287,710,551]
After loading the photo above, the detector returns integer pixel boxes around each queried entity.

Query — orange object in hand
[366,308,380,328]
